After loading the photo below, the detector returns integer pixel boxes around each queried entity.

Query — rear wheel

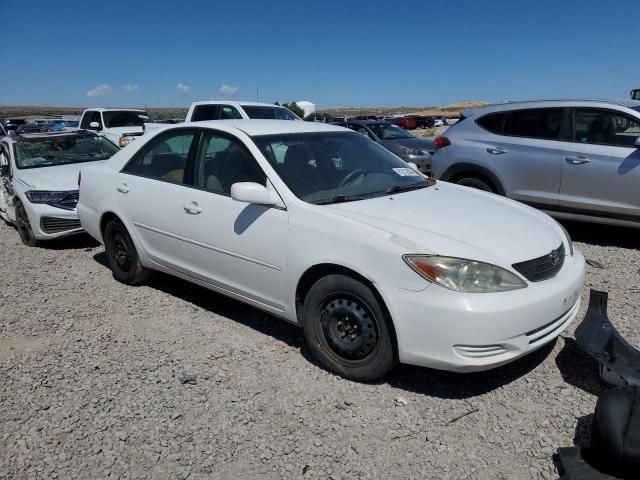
[301,274,396,382]
[455,176,495,193]
[103,219,151,285]
[15,202,38,247]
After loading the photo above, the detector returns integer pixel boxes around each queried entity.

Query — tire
[455,176,495,193]
[14,201,38,247]
[301,274,397,382]
[103,219,151,285]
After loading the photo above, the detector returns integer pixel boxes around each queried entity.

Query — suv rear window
[503,108,562,140]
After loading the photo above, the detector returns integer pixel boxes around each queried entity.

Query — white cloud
[219,84,239,96]
[123,84,139,93]
[177,82,191,94]
[86,84,112,97]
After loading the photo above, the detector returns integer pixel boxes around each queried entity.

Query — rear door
[559,108,640,220]
[477,108,566,207]
[115,128,199,271]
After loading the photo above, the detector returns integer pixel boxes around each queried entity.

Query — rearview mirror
[231,182,279,206]
[89,121,101,130]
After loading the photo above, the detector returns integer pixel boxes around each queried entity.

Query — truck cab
[78,108,160,147]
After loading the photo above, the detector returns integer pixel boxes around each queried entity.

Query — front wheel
[301,274,397,382]
[103,219,151,285]
[15,201,38,247]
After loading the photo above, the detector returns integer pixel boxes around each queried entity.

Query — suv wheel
[301,274,397,382]
[455,176,495,193]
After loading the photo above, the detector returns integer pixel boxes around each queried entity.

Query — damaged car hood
[16,161,105,190]
[324,181,563,266]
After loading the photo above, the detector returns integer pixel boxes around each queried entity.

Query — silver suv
[432,99,640,228]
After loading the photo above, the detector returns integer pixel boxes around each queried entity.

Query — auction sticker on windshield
[392,167,421,176]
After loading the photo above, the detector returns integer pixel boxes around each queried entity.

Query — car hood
[381,137,435,153]
[323,182,563,266]
[15,161,105,190]
[107,126,144,136]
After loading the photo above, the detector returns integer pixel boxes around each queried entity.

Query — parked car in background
[407,115,435,129]
[338,120,435,173]
[0,131,119,245]
[432,99,640,228]
[79,108,161,148]
[16,122,56,134]
[77,119,584,382]
[185,101,301,122]
[3,118,27,135]
[391,117,417,130]
[329,116,349,124]
[54,120,80,132]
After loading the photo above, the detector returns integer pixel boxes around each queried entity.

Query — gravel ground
[1,217,639,480]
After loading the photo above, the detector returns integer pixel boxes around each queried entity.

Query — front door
[115,128,199,272]
[181,129,288,313]
[560,108,640,221]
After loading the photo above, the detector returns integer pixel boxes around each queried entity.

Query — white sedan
[0,132,120,246]
[77,120,586,381]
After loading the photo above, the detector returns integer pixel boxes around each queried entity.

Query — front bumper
[25,203,83,240]
[381,250,586,372]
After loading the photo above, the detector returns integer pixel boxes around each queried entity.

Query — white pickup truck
[78,108,162,147]
[185,101,300,122]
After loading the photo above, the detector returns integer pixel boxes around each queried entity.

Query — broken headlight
[25,190,69,204]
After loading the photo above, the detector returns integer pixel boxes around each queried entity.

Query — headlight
[25,190,69,204]
[118,135,137,147]
[556,221,574,257]
[402,147,424,156]
[403,255,527,293]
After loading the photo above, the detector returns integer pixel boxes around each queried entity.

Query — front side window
[242,106,299,120]
[502,108,563,140]
[573,109,640,147]
[14,134,119,169]
[252,131,430,204]
[122,130,195,184]
[194,131,266,195]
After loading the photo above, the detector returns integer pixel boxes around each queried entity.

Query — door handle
[564,156,591,165]
[183,201,201,215]
[486,147,507,154]
[116,183,130,194]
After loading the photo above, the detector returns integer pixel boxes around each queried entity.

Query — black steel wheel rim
[317,293,379,364]
[16,207,35,243]
[111,229,133,271]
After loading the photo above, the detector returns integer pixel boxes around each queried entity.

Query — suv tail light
[435,136,451,149]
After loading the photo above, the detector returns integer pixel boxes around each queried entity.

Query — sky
[1,0,638,108]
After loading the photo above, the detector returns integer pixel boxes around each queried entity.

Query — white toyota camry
[77,120,586,381]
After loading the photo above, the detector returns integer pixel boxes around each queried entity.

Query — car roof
[184,119,348,136]
[190,101,288,108]
[462,99,640,117]
[85,108,146,112]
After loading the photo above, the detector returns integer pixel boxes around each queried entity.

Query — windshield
[14,134,119,169]
[367,123,413,140]
[102,111,148,128]
[242,106,299,120]
[252,132,429,204]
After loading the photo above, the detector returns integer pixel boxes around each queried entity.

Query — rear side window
[122,129,196,184]
[503,108,563,140]
[192,105,220,122]
[476,112,506,134]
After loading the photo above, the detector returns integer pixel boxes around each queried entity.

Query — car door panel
[559,108,640,219]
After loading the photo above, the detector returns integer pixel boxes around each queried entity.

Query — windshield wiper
[383,183,427,195]
[313,194,367,205]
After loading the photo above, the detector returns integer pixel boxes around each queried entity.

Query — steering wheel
[339,169,367,187]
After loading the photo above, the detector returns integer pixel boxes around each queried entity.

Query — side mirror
[635,137,640,148]
[230,182,279,206]
[89,121,101,130]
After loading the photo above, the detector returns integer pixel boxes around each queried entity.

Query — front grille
[40,216,82,234]
[52,191,79,210]
[512,243,565,282]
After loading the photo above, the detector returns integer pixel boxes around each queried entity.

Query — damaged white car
[0,131,119,246]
